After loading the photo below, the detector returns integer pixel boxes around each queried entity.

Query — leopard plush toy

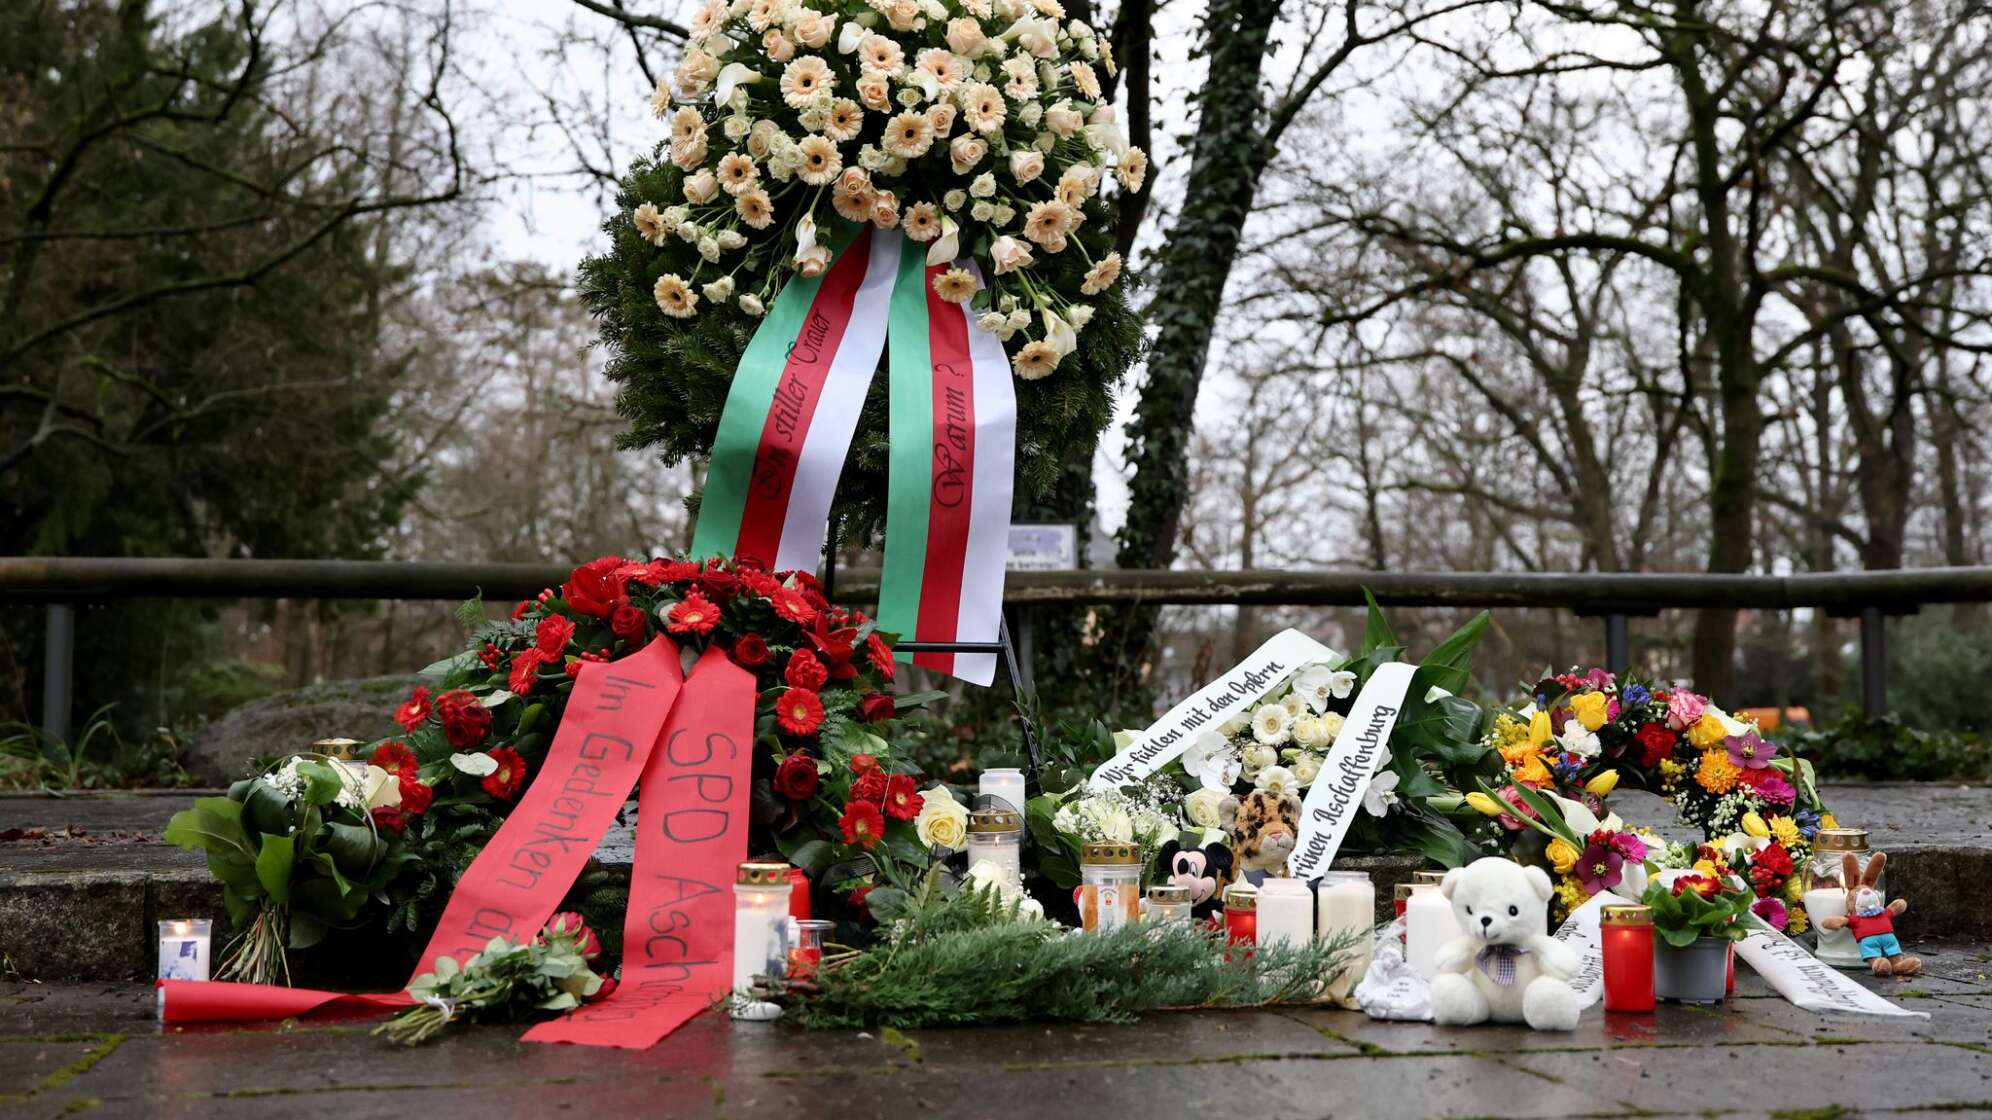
[1219,789,1302,886]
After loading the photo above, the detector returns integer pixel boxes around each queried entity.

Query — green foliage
[377,930,606,1045]
[783,876,1364,1029]
[0,705,195,791]
[1786,715,1992,782]
[1640,879,1760,947]
[1886,612,1992,735]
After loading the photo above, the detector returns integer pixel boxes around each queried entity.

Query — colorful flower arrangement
[1469,669,1830,926]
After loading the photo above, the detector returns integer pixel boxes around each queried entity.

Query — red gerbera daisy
[838,800,885,848]
[777,688,825,736]
[772,586,816,625]
[508,649,547,696]
[393,686,432,732]
[370,740,419,778]
[883,774,923,821]
[867,633,895,679]
[666,590,721,635]
[481,747,528,801]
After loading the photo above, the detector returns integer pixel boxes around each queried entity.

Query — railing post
[1860,605,1887,719]
[42,603,74,743]
[1604,614,1630,676]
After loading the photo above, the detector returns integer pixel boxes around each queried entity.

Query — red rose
[849,753,877,775]
[398,776,434,815]
[393,686,432,732]
[1635,722,1675,769]
[666,591,721,636]
[774,753,821,800]
[482,747,528,801]
[732,633,772,668]
[699,568,739,601]
[611,604,649,645]
[857,691,896,723]
[867,633,895,679]
[562,556,629,618]
[784,649,829,690]
[882,774,922,821]
[370,740,419,778]
[541,911,602,960]
[535,615,576,657]
[838,800,885,848]
[850,770,887,804]
[508,650,547,697]
[777,688,825,736]
[370,806,408,834]
[435,689,492,749]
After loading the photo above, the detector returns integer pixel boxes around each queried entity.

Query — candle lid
[737,861,792,886]
[981,766,1024,776]
[1394,882,1415,902]
[968,809,1023,833]
[1412,870,1448,886]
[313,738,363,760]
[1259,877,1312,897]
[1146,885,1191,904]
[1081,840,1141,865]
[1319,869,1371,885]
[1223,883,1258,912]
[1814,827,1869,852]
[1601,903,1653,926]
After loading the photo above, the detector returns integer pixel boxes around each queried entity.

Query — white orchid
[1180,730,1241,790]
[1360,747,1399,816]
[1291,661,1356,712]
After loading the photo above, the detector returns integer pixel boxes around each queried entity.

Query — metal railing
[7,556,1985,740]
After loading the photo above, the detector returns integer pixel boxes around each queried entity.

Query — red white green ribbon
[876,252,1016,686]
[690,226,901,570]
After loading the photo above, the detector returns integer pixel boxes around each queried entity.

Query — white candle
[157,919,211,982]
[979,768,1026,814]
[1405,883,1464,980]
[1316,872,1374,1003]
[1256,879,1314,949]
[1804,887,1863,967]
[732,863,790,1020]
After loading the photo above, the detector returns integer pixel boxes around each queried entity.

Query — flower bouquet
[375,912,611,1045]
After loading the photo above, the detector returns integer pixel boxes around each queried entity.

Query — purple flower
[1621,683,1651,708]
[1575,841,1624,895]
[1582,668,1616,690]
[1725,731,1776,770]
[1748,771,1796,808]
[1752,897,1789,931]
[1609,831,1648,863]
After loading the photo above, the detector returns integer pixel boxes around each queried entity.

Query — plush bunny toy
[1817,851,1920,977]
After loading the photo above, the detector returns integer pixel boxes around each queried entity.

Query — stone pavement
[2,946,1991,1120]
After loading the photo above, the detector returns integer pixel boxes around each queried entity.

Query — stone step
[0,784,1982,982]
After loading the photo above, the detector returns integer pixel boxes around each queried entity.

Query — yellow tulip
[1741,811,1770,838]
[1528,710,1553,748]
[1584,770,1619,797]
[1569,692,1610,732]
[1546,838,1580,875]
[1465,792,1505,817]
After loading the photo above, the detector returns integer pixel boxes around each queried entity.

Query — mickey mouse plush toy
[1154,840,1235,920]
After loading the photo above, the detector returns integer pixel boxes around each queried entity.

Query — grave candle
[731,862,790,1021]
[157,919,211,982]
[1601,903,1655,1012]
[1256,879,1314,950]
[979,768,1027,814]
[1316,871,1374,1004]
[1405,870,1463,980]
[1223,883,1258,947]
[967,809,1024,892]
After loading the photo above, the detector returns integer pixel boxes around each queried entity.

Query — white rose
[1290,715,1328,750]
[1219,712,1251,737]
[970,171,997,197]
[1320,711,1345,738]
[1290,753,1323,787]
[1241,742,1277,777]
[1183,786,1226,830]
[914,784,970,850]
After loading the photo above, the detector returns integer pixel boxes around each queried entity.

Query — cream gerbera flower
[932,268,978,303]
[1070,61,1100,99]
[653,273,698,318]
[747,0,779,30]
[916,48,966,91]
[1081,251,1122,295]
[632,202,668,245]
[1001,56,1038,100]
[825,99,864,142]
[1012,340,1059,379]
[670,106,706,146]
[735,188,774,229]
[780,56,834,108]
[859,33,906,76]
[902,201,941,241]
[649,80,673,118]
[689,0,726,39]
[959,81,1006,133]
[716,152,758,194]
[1055,165,1100,207]
[1022,199,1075,247]
[796,134,842,185]
[883,111,934,158]
[1116,147,1148,192]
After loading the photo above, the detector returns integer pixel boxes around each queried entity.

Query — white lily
[715,62,761,107]
[1041,307,1077,355]
[795,212,819,254]
[1547,791,1624,836]
[837,20,868,53]
[924,216,960,266]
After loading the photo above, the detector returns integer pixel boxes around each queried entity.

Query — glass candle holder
[1601,903,1655,1012]
[1256,879,1314,950]
[787,918,835,980]
[1316,870,1374,1003]
[1806,828,1874,969]
[978,768,1027,815]
[1145,884,1193,924]
[967,808,1024,892]
[157,919,211,982]
[732,861,791,1020]
[1079,841,1142,932]
[1223,883,1258,948]
[1405,870,1462,980]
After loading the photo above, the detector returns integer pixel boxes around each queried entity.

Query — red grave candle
[788,868,812,921]
[1601,903,1655,1013]
[1223,884,1258,950]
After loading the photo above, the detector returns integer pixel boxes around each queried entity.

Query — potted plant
[1641,872,1759,1002]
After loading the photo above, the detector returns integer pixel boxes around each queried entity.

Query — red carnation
[732,633,772,668]
[508,650,547,697]
[562,556,629,618]
[784,649,829,690]
[370,740,419,778]
[774,753,821,800]
[370,806,408,835]
[398,776,434,815]
[666,591,721,636]
[867,633,895,679]
[510,599,535,621]
[1635,722,1675,769]
[482,747,528,801]
[611,604,649,645]
[857,691,896,723]
[882,774,923,821]
[850,770,887,804]
[777,688,825,736]
[393,686,432,732]
[435,690,492,750]
[739,569,781,599]
[838,800,885,848]
[535,615,576,657]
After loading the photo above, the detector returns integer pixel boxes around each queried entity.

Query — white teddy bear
[1428,857,1583,1032]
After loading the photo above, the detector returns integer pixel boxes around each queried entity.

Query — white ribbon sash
[1735,927,1929,1018]
[1286,661,1416,878]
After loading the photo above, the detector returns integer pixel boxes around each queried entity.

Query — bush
[1787,715,1991,783]
[1887,611,1992,734]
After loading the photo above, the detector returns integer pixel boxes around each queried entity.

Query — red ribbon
[161,635,755,1049]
